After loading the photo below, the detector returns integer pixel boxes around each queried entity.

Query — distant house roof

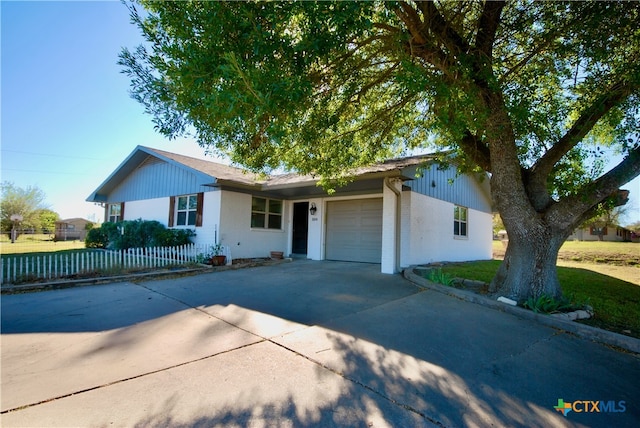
[87,145,441,202]
[55,218,91,224]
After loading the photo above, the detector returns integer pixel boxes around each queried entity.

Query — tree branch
[547,145,640,229]
[475,1,505,59]
[530,80,637,180]
[395,1,427,45]
[352,63,400,102]
[415,0,470,54]
[458,131,492,172]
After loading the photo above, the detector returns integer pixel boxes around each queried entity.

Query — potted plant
[210,243,227,266]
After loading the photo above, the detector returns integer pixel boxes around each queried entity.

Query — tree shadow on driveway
[2,261,639,427]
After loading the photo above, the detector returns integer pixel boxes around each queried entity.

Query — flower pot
[270,251,284,260]
[211,255,227,266]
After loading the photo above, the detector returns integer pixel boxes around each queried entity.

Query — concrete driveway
[1,261,639,427]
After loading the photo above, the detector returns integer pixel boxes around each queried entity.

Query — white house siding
[400,191,492,266]
[218,190,288,259]
[305,197,324,260]
[124,197,169,224]
[381,179,402,273]
[193,191,221,245]
[122,192,221,246]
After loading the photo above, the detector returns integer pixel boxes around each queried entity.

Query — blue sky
[1,0,639,226]
[1,0,212,222]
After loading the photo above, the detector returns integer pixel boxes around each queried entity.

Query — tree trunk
[490,227,566,302]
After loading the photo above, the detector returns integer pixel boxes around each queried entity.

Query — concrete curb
[403,267,640,354]
[1,258,292,295]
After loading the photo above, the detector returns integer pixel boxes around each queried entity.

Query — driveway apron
[1,260,639,427]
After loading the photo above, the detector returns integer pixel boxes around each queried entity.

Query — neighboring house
[54,218,92,241]
[568,225,633,242]
[86,146,493,274]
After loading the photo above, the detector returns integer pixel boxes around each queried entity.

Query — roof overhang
[221,169,413,199]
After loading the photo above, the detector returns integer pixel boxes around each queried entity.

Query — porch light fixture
[309,203,317,215]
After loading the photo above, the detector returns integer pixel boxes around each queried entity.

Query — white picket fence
[0,243,231,286]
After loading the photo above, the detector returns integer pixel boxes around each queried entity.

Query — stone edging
[0,258,292,295]
[403,267,640,354]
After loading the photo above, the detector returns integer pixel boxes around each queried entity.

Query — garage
[325,198,383,263]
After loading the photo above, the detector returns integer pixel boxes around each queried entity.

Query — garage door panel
[326,199,382,263]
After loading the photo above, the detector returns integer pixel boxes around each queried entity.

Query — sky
[1,0,214,223]
[1,0,639,226]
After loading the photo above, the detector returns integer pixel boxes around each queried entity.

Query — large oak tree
[120,1,640,301]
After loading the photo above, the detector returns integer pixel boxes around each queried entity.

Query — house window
[108,204,121,223]
[251,197,282,230]
[454,205,468,238]
[590,226,607,236]
[176,194,198,226]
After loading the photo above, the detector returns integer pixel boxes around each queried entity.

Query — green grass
[0,234,86,255]
[493,240,639,261]
[559,240,639,257]
[438,260,640,338]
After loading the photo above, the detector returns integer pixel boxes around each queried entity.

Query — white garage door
[326,198,383,263]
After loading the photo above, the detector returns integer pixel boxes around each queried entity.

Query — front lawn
[437,260,640,339]
[1,234,86,255]
[492,240,640,266]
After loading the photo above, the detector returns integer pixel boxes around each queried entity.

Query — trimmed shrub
[85,220,194,250]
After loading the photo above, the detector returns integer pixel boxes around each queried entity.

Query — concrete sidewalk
[1,261,639,427]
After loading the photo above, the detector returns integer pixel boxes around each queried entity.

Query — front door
[292,202,309,254]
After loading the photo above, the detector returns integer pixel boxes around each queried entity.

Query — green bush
[152,228,195,247]
[85,220,195,250]
[85,226,110,248]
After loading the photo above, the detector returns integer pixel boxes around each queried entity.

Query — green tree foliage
[0,181,50,232]
[120,1,640,301]
[85,219,195,250]
[35,209,60,234]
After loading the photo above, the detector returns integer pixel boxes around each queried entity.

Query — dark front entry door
[292,202,309,254]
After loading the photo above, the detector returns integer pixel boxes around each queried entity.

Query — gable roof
[87,146,259,202]
[87,145,475,202]
[146,147,263,186]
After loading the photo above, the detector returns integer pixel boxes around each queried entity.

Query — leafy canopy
[0,181,51,231]
[120,0,639,197]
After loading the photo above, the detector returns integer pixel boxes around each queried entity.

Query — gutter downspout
[384,177,401,273]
